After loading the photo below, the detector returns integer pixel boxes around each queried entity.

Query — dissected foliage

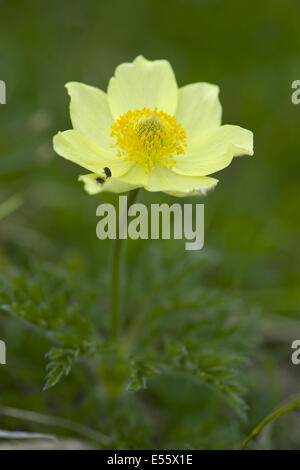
[0,242,260,449]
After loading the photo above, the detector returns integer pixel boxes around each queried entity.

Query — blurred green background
[0,0,299,450]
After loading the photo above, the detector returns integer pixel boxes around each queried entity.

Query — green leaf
[44,348,79,390]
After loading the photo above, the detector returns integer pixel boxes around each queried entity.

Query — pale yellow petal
[173,125,253,177]
[119,163,148,187]
[146,166,218,197]
[53,130,133,177]
[107,55,178,120]
[176,83,222,139]
[78,173,140,194]
[65,82,113,149]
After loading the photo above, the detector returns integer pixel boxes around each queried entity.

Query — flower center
[110,107,187,171]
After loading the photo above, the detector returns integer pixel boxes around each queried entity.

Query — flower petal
[79,173,140,194]
[176,83,222,139]
[119,163,148,187]
[65,82,113,150]
[173,125,254,177]
[107,55,178,120]
[146,166,218,197]
[53,130,133,176]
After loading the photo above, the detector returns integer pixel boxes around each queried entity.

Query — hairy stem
[111,188,140,341]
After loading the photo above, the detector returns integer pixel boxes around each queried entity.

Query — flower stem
[241,394,300,449]
[111,188,140,341]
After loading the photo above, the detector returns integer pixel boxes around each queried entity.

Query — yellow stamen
[110,107,187,171]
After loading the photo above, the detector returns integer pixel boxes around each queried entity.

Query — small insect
[104,167,112,178]
[96,167,112,185]
[96,177,105,184]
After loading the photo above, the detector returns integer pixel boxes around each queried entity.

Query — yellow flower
[53,55,253,197]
